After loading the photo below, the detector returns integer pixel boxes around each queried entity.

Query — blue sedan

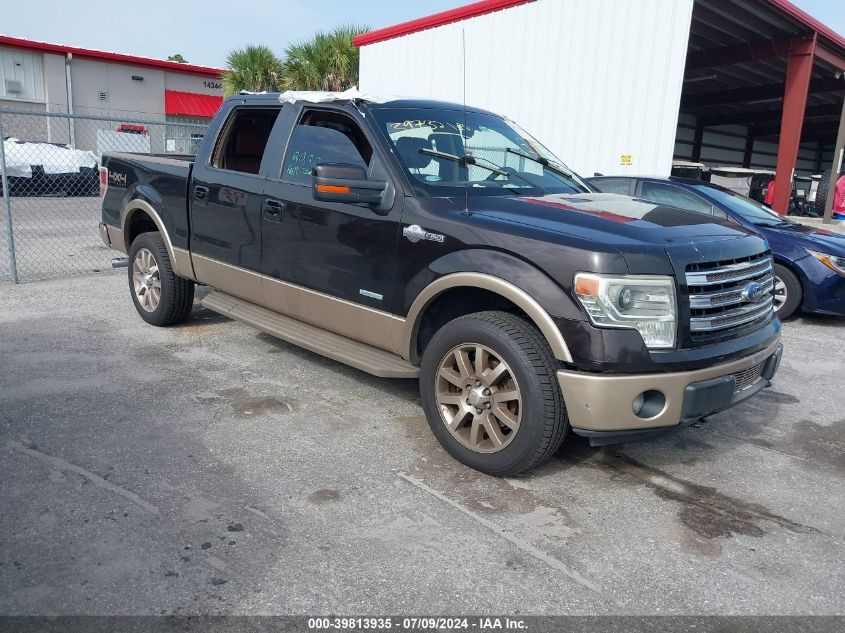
[588,176,845,319]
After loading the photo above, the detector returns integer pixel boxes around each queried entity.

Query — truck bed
[106,152,195,167]
[100,152,195,250]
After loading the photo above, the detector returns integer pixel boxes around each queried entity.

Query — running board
[202,291,419,379]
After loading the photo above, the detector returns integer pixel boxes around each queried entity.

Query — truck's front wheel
[128,232,195,326]
[420,311,568,476]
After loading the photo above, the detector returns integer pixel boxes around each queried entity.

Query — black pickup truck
[99,93,782,475]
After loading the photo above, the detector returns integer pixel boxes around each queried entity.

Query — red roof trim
[164,90,223,118]
[765,0,845,51]
[351,0,844,56]
[0,34,223,76]
[352,0,535,47]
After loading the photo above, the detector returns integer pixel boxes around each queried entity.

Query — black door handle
[194,185,209,202]
[263,198,285,222]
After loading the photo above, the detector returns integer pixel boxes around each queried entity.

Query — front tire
[420,311,568,476]
[128,232,195,326]
[773,263,802,319]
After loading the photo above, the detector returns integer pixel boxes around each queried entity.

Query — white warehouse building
[355,0,845,216]
[359,0,690,179]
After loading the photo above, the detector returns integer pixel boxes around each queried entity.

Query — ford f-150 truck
[99,92,783,475]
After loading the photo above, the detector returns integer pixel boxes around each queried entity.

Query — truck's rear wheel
[128,232,194,326]
[420,311,568,476]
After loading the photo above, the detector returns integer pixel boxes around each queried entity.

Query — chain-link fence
[0,109,209,284]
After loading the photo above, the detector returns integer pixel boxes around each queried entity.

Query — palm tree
[282,25,370,91]
[221,45,283,96]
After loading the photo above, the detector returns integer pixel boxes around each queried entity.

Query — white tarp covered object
[277,87,395,105]
[3,137,98,178]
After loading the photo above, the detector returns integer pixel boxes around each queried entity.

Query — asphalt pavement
[1,274,843,615]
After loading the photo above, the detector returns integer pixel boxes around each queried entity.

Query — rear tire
[816,169,831,214]
[128,232,195,326]
[773,263,801,320]
[419,311,568,476]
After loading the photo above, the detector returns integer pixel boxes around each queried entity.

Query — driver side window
[281,110,374,185]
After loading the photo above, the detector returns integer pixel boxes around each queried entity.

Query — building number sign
[203,81,222,90]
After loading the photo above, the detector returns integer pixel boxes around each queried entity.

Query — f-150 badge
[403,224,444,244]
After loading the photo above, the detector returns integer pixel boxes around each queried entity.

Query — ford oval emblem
[741,281,766,303]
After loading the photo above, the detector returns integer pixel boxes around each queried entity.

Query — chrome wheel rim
[435,343,522,454]
[773,276,787,312]
[132,248,161,312]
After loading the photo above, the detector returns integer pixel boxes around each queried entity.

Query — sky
[5,0,845,69]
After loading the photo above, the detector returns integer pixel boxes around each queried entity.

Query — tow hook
[111,257,129,269]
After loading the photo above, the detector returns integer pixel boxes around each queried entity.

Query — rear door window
[211,107,281,175]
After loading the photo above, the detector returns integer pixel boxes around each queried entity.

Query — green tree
[282,25,370,91]
[221,45,283,96]
[167,54,188,63]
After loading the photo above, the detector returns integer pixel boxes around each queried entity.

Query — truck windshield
[371,107,590,197]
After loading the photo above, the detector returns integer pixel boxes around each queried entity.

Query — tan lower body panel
[98,223,110,248]
[262,274,405,354]
[192,254,263,305]
[202,291,419,379]
[558,339,781,432]
[191,253,405,356]
[171,247,197,282]
[100,224,125,252]
[101,222,197,281]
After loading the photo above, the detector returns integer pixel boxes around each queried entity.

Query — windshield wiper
[418,148,508,176]
[505,147,577,179]
[420,148,547,195]
[418,148,550,194]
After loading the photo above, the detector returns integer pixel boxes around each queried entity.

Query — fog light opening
[632,390,666,419]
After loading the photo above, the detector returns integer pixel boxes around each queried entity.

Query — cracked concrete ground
[0,274,843,615]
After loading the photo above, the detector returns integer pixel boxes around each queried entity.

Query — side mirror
[312,162,387,206]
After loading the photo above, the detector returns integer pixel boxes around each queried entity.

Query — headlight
[574,273,677,349]
[809,250,845,276]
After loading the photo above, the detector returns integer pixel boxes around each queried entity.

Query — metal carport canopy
[680,0,845,218]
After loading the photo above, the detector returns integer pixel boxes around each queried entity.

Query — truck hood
[470,192,755,247]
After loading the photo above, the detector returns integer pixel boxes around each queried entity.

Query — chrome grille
[686,258,772,286]
[686,251,774,337]
[689,277,774,309]
[733,361,765,393]
[690,297,774,332]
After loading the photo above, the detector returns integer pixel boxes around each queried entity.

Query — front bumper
[558,339,783,440]
[795,256,845,316]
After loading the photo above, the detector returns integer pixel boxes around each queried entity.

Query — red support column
[772,35,817,215]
